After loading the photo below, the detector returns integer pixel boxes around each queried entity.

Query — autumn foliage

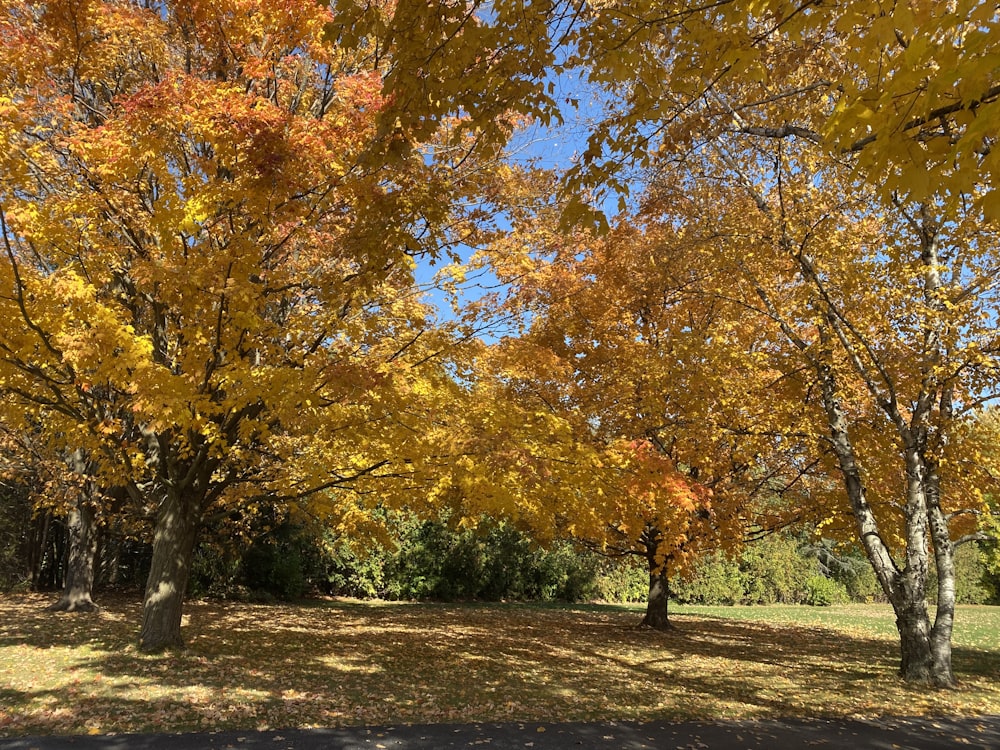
[0,0,998,693]
[0,0,549,651]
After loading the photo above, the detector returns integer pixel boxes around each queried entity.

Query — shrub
[383,517,599,602]
[805,575,850,606]
[188,543,242,599]
[672,534,814,605]
[186,512,320,601]
[242,528,308,601]
[536,540,600,602]
[593,558,649,603]
[804,539,884,603]
[324,539,388,599]
[672,552,743,605]
[739,534,813,604]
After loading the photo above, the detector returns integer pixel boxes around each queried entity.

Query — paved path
[3,716,1000,750]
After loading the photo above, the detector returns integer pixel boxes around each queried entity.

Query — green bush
[594,558,649,603]
[926,543,995,605]
[672,534,814,605]
[832,558,882,603]
[739,534,813,604]
[982,541,1000,605]
[187,511,968,609]
[672,552,743,605]
[804,575,850,606]
[805,539,884,603]
[536,540,600,601]
[194,519,339,602]
[188,543,242,599]
[242,526,309,601]
[324,539,388,599]
[382,517,598,602]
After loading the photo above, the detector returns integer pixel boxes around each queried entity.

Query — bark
[48,450,100,613]
[890,569,954,686]
[893,597,946,685]
[925,469,958,686]
[640,557,673,630]
[817,355,955,686]
[47,502,99,612]
[139,489,200,652]
[884,449,954,686]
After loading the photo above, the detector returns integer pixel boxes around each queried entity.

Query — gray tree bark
[48,450,100,613]
[819,361,955,687]
[47,502,99,612]
[139,488,200,652]
[641,561,673,630]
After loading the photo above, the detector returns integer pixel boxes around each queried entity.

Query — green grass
[1,594,998,737]
[669,602,1000,649]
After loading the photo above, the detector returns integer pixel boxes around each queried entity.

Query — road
[3,716,1000,750]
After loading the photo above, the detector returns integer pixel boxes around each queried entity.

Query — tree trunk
[926,468,957,687]
[139,489,200,652]
[813,344,962,687]
[640,557,673,630]
[48,450,100,612]
[894,597,934,680]
[47,501,99,612]
[889,588,953,686]
[29,511,51,590]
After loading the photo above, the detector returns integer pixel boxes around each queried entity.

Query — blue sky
[413,67,611,337]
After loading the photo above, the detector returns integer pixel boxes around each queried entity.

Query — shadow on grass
[2,596,999,737]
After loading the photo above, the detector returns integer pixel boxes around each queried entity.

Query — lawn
[1,594,998,737]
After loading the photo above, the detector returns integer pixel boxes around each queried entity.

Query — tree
[0,0,547,651]
[456,352,719,629]
[0,420,109,609]
[627,137,999,685]
[454,175,808,629]
[46,450,102,612]
[551,0,1000,686]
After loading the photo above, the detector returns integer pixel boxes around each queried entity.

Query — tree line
[5,488,997,607]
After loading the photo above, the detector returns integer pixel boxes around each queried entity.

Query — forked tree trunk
[849,488,956,686]
[886,453,956,687]
[890,583,954,686]
[641,557,673,630]
[139,490,200,652]
[47,502,99,612]
[820,363,956,687]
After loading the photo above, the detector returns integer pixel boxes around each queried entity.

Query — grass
[1,594,999,737]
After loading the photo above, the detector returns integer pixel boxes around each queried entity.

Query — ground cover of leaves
[1,595,998,737]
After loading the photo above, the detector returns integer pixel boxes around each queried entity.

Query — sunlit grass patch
[1,594,998,736]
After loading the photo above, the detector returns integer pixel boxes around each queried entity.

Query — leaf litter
[1,595,998,737]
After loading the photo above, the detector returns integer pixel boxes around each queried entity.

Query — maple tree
[0,0,558,651]
[452,178,803,629]
[646,149,1000,685]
